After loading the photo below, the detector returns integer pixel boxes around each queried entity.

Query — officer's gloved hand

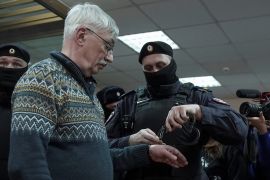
[129,128,163,145]
[149,144,188,168]
[165,104,202,132]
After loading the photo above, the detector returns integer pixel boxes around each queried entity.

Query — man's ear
[75,28,86,46]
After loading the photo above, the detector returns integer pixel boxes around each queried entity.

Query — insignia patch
[147,45,153,52]
[116,91,120,96]
[212,98,228,105]
[9,48,15,54]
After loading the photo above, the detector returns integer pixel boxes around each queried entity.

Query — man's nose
[6,63,15,68]
[152,66,160,72]
[105,50,113,63]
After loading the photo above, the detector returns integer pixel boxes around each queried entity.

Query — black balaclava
[0,67,28,106]
[144,59,178,87]
[0,44,30,105]
[143,59,179,98]
[139,41,180,98]
[0,66,28,90]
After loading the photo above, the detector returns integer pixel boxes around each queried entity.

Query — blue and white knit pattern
[11,58,107,142]
[11,112,55,136]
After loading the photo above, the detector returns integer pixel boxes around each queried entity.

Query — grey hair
[63,3,119,42]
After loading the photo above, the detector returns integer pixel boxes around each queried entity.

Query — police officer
[0,44,30,179]
[106,41,248,180]
[97,86,125,121]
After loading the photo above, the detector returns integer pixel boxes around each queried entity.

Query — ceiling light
[179,76,221,87]
[118,31,180,53]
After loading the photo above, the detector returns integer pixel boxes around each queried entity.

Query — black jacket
[0,93,12,180]
[204,145,248,180]
[106,81,248,180]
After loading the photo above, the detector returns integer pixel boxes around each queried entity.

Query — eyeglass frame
[85,27,114,53]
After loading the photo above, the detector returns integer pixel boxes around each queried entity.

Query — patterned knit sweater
[8,54,113,180]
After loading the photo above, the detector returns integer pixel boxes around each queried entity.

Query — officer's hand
[129,128,163,145]
[165,104,202,132]
[248,112,268,135]
[149,144,188,168]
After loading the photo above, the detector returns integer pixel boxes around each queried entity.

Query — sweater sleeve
[110,144,150,171]
[8,65,57,180]
[109,136,130,148]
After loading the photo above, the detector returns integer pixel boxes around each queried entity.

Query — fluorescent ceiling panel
[118,31,180,53]
[180,76,221,87]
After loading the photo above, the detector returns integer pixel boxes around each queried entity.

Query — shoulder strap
[119,90,138,135]
[178,82,194,96]
[175,82,194,105]
[136,86,151,104]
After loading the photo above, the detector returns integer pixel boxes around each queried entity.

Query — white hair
[63,3,119,41]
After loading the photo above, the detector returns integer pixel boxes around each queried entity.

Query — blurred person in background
[97,85,125,121]
[202,138,248,180]
[0,44,30,180]
[203,113,270,180]
[245,112,270,180]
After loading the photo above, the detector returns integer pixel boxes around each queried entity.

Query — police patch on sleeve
[212,98,229,105]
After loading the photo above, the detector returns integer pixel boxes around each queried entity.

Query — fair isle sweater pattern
[11,58,107,142]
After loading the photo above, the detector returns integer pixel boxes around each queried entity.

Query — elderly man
[0,44,30,180]
[8,3,187,180]
[106,41,248,180]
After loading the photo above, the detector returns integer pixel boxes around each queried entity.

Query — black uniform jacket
[106,81,248,180]
[0,93,12,180]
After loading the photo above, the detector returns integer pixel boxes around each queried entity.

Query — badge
[212,98,228,105]
[116,91,120,97]
[9,48,15,54]
[147,45,153,52]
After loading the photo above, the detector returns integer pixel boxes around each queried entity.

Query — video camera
[236,89,270,120]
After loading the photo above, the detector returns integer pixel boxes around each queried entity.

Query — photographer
[202,112,270,180]
[246,112,270,180]
[202,138,248,180]
[203,90,270,180]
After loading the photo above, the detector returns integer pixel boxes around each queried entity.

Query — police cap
[138,41,173,64]
[97,86,125,105]
[0,44,30,63]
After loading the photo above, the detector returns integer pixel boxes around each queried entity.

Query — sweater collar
[50,51,96,99]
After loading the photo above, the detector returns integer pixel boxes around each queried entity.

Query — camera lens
[239,102,261,117]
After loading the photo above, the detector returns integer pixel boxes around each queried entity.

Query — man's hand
[149,144,188,168]
[248,112,269,134]
[165,104,202,132]
[129,128,163,145]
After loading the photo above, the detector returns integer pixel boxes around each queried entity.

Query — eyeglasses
[85,28,114,52]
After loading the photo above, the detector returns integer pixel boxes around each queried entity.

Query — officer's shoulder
[119,88,146,102]
[119,87,149,100]
[120,90,137,99]
[134,86,151,104]
[180,82,195,90]
[135,86,149,98]
[180,82,212,93]
[192,85,212,93]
